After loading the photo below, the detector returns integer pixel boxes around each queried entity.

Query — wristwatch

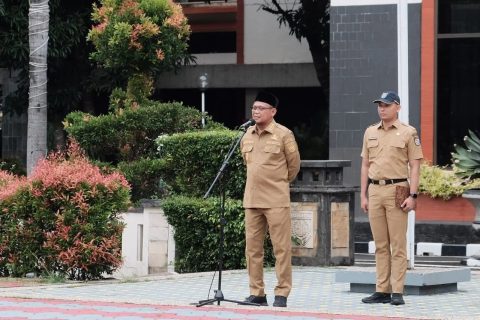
[409,193,418,199]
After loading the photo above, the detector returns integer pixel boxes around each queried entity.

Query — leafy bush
[0,158,26,176]
[65,101,224,202]
[0,141,130,280]
[64,101,209,163]
[88,0,192,77]
[419,163,480,200]
[117,157,169,203]
[157,130,246,199]
[161,195,274,273]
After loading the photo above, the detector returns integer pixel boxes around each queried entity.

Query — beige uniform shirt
[361,119,423,180]
[241,120,301,208]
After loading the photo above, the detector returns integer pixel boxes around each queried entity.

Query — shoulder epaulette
[398,121,416,130]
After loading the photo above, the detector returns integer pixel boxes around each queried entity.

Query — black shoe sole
[238,301,268,306]
[362,299,391,304]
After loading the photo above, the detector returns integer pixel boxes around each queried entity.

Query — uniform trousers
[368,183,409,294]
[245,207,292,297]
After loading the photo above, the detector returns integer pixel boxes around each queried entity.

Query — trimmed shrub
[65,101,225,202]
[162,195,274,273]
[0,141,130,280]
[157,129,246,199]
[117,157,169,203]
[64,101,211,163]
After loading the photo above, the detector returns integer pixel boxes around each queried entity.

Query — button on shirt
[361,119,423,180]
[241,120,301,208]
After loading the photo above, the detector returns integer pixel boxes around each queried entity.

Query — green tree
[260,0,329,100]
[87,0,193,101]
[0,0,115,161]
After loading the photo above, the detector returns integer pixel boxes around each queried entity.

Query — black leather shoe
[273,295,287,307]
[361,292,391,304]
[240,295,268,306]
[391,293,405,305]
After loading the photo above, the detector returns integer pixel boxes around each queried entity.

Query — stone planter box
[462,189,480,231]
[416,194,475,222]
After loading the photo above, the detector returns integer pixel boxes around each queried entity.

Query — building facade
[330,0,480,187]
[157,0,327,160]
[1,0,479,195]
[164,0,480,221]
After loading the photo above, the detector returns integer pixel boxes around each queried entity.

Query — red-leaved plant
[0,140,130,280]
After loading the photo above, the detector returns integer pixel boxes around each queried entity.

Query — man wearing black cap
[240,91,300,308]
[360,91,423,306]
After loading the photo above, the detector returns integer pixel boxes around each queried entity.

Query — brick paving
[0,266,478,319]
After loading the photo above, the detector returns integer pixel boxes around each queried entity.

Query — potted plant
[417,163,480,221]
[451,129,480,231]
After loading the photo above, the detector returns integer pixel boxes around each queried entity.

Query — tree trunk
[305,32,329,104]
[27,0,49,175]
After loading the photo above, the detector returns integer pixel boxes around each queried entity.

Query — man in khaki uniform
[360,91,423,306]
[240,91,300,308]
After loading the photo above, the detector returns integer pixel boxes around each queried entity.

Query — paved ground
[0,266,478,320]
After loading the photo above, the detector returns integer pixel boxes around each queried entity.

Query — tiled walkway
[0,266,478,319]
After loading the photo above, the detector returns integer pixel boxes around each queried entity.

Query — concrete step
[336,265,472,295]
[354,253,469,267]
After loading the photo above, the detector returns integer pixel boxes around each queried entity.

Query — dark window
[154,87,328,160]
[437,38,480,165]
[436,0,480,165]
[438,0,480,34]
[188,32,236,54]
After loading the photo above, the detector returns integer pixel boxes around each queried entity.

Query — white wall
[243,0,312,64]
[195,53,236,65]
[114,206,175,279]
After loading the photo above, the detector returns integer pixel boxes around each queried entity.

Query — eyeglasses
[251,106,273,111]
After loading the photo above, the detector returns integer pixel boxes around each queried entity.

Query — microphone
[239,119,256,129]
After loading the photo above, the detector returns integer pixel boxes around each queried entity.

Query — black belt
[368,178,408,185]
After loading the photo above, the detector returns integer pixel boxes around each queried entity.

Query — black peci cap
[255,91,279,108]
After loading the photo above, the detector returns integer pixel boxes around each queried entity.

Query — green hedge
[117,158,169,203]
[64,101,223,163]
[162,195,274,273]
[65,101,225,202]
[157,130,246,199]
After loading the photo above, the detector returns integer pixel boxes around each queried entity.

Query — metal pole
[201,91,205,128]
[407,210,415,269]
[397,0,409,123]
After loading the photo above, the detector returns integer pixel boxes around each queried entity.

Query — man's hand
[401,196,416,212]
[361,196,369,213]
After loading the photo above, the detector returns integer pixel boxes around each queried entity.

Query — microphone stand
[196,125,259,307]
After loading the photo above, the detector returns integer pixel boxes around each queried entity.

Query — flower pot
[462,189,480,231]
[416,194,475,222]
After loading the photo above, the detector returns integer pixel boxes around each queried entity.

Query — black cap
[255,91,279,108]
[373,91,400,105]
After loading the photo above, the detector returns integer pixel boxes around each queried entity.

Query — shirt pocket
[242,143,254,163]
[264,141,281,154]
[367,139,379,159]
[263,141,282,165]
[389,139,407,157]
